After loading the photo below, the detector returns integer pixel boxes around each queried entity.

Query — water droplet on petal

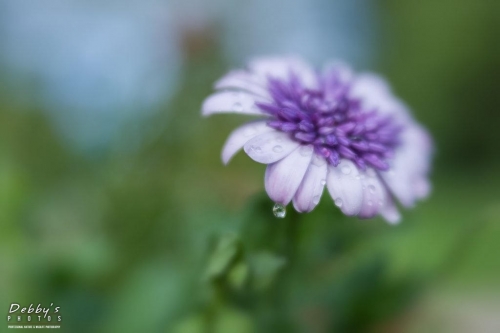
[273,203,286,218]
[312,195,320,204]
[312,155,326,167]
[334,198,343,207]
[244,126,256,137]
[273,145,283,153]
[320,179,326,186]
[341,166,351,175]
[368,185,376,194]
[251,145,262,153]
[233,102,243,112]
[299,145,314,156]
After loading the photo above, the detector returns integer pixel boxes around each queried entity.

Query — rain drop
[320,179,326,186]
[300,145,313,156]
[251,145,262,153]
[273,203,286,218]
[341,166,351,175]
[312,155,326,167]
[368,185,376,194]
[273,145,283,153]
[233,102,243,112]
[312,195,320,204]
[243,126,256,137]
[334,198,343,207]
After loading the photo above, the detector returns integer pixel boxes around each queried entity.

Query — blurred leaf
[249,252,287,290]
[214,307,254,333]
[227,262,249,290]
[171,313,206,333]
[204,233,241,280]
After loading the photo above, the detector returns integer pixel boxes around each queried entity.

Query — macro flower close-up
[203,57,432,223]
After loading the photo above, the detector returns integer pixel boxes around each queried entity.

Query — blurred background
[1,0,499,332]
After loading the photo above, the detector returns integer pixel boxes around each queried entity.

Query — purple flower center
[256,71,402,171]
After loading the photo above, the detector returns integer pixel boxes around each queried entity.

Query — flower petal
[265,146,314,205]
[358,171,387,219]
[380,124,432,207]
[293,153,327,213]
[350,74,411,121]
[202,91,268,116]
[215,70,270,98]
[221,121,274,165]
[244,131,300,164]
[379,196,401,225]
[326,159,363,216]
[248,56,318,89]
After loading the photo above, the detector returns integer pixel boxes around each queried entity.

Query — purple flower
[202,57,432,223]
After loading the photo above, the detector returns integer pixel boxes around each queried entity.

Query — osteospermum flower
[202,57,432,223]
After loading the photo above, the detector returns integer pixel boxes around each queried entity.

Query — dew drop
[273,145,283,153]
[368,185,376,194]
[341,166,351,175]
[312,195,320,205]
[300,145,314,156]
[312,155,326,167]
[273,203,286,218]
[334,198,343,207]
[251,145,262,153]
[233,102,243,112]
[243,127,256,137]
[320,179,326,186]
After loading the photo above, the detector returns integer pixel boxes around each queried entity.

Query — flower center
[257,73,402,171]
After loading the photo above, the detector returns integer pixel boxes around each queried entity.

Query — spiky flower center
[257,72,402,171]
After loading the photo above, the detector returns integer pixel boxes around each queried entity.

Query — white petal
[381,124,432,207]
[379,196,401,225]
[265,146,314,205]
[248,56,318,89]
[202,91,268,116]
[215,70,270,99]
[326,159,364,216]
[358,171,387,219]
[349,73,411,121]
[221,121,274,165]
[292,153,328,212]
[244,131,300,164]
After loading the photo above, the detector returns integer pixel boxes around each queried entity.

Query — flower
[202,57,432,223]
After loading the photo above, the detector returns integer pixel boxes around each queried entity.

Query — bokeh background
[1,0,499,332]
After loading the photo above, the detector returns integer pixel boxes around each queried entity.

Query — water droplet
[320,179,326,186]
[251,145,262,153]
[273,145,283,153]
[300,145,313,156]
[341,166,351,175]
[334,198,343,207]
[243,127,256,137]
[312,195,320,204]
[368,185,376,194]
[312,155,326,167]
[273,203,286,218]
[233,102,243,112]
